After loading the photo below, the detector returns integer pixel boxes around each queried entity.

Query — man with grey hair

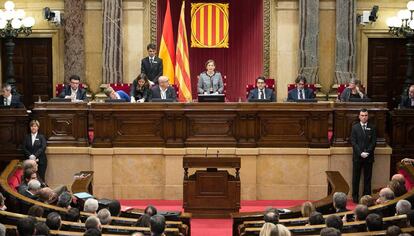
[353,204,368,221]
[0,83,23,108]
[22,179,41,200]
[22,159,38,173]
[150,76,177,102]
[85,215,102,231]
[376,187,395,204]
[396,200,412,215]
[97,208,112,225]
[333,192,349,212]
[84,198,99,214]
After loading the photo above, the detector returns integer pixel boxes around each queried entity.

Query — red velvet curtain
[157,0,263,101]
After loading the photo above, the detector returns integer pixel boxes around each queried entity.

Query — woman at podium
[197,59,224,94]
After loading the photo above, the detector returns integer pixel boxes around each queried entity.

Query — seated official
[287,75,315,101]
[400,84,414,109]
[150,76,177,102]
[130,73,152,102]
[197,59,224,94]
[104,87,130,102]
[339,78,366,102]
[58,75,87,101]
[248,76,276,102]
[0,84,23,108]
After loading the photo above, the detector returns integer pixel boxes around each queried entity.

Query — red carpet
[119,199,357,236]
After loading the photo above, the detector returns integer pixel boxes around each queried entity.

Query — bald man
[376,188,395,204]
[150,76,177,102]
[400,84,414,109]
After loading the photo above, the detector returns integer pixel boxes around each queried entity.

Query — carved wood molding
[150,0,157,44]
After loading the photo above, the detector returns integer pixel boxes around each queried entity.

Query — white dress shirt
[3,94,11,106]
[297,89,304,100]
[259,89,266,99]
[31,132,38,145]
[160,87,167,99]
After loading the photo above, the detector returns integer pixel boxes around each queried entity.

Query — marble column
[299,0,319,84]
[102,0,123,84]
[64,0,85,82]
[335,0,357,85]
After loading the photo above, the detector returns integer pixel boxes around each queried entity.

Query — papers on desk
[73,192,93,199]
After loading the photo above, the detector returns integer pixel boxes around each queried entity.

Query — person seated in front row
[18,168,38,194]
[0,83,23,108]
[22,179,42,200]
[376,187,395,204]
[58,75,87,101]
[151,76,177,102]
[339,78,366,102]
[400,84,414,109]
[248,76,276,102]
[197,59,224,95]
[287,75,315,101]
[104,86,130,102]
[130,73,152,103]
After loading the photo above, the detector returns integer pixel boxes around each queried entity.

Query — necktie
[260,90,264,99]
[362,124,366,133]
[3,97,6,106]
[299,90,304,100]
[150,58,154,64]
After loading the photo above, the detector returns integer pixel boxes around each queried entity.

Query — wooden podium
[183,156,241,218]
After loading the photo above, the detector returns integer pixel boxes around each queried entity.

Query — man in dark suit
[248,76,276,102]
[58,75,87,101]
[0,84,24,108]
[22,179,41,201]
[151,76,177,102]
[23,120,48,180]
[400,84,414,109]
[141,43,163,85]
[287,75,315,101]
[351,108,377,203]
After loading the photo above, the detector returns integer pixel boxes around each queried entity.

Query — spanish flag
[158,0,175,84]
[175,1,192,102]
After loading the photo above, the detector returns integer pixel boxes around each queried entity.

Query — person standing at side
[141,43,163,86]
[22,120,48,181]
[351,108,377,203]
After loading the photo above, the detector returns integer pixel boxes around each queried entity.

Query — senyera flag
[159,0,175,84]
[191,3,229,48]
[175,1,192,102]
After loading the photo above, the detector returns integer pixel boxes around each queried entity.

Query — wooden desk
[90,102,331,148]
[183,156,240,218]
[33,102,89,146]
[332,102,388,147]
[0,108,28,161]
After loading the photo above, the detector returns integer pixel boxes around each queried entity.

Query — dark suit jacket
[400,96,414,109]
[248,88,276,102]
[141,57,163,84]
[22,133,47,165]
[0,94,24,108]
[58,85,87,101]
[350,122,377,163]
[287,88,314,101]
[22,190,39,200]
[150,85,177,102]
[130,79,152,102]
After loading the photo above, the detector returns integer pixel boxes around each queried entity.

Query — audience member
[46,212,61,230]
[359,195,375,207]
[23,159,38,173]
[320,227,341,236]
[84,228,102,236]
[264,208,280,224]
[135,214,151,227]
[64,207,81,222]
[57,192,72,209]
[0,223,5,236]
[353,204,368,221]
[84,198,99,214]
[0,193,6,211]
[108,200,121,217]
[97,208,112,225]
[388,179,407,197]
[27,205,44,217]
[17,217,36,236]
[366,213,383,231]
[407,210,414,227]
[34,222,50,236]
[260,222,276,236]
[301,201,315,217]
[333,192,348,212]
[18,168,37,194]
[385,225,402,236]
[150,214,166,236]
[22,179,41,200]
[308,211,325,225]
[38,187,58,204]
[270,223,291,236]
[376,188,395,204]
[396,200,412,215]
[391,173,406,187]
[85,216,102,231]
[325,215,343,231]
[144,205,158,216]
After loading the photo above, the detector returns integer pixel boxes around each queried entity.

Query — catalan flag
[158,0,175,84]
[175,1,192,102]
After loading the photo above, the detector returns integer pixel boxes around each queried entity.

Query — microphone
[205,147,208,158]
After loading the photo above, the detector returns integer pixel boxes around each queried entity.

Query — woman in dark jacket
[130,73,152,102]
